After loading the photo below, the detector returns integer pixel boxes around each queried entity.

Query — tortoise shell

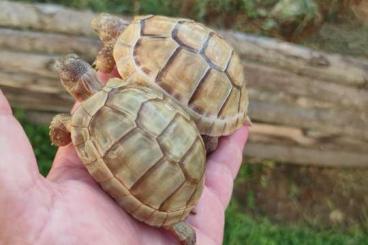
[70,79,205,227]
[113,15,249,137]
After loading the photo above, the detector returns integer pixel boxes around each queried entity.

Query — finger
[47,144,93,183]
[204,126,249,207]
[196,231,217,245]
[0,90,43,195]
[187,188,225,244]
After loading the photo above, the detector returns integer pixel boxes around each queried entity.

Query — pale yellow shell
[70,79,205,227]
[113,15,249,137]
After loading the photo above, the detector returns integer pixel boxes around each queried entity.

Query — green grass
[14,110,368,245]
[224,202,367,245]
[16,0,359,47]
[13,0,319,36]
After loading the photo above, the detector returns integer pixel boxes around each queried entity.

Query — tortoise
[49,54,205,245]
[91,14,250,152]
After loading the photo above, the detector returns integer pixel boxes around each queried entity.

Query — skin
[0,70,248,245]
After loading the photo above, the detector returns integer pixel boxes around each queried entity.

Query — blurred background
[1,0,368,244]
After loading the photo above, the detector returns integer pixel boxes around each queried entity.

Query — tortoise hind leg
[202,135,219,153]
[166,222,196,245]
[49,114,72,147]
[91,14,128,73]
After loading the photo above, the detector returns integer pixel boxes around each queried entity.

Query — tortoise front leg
[166,222,196,245]
[91,13,129,73]
[94,44,115,73]
[49,114,72,147]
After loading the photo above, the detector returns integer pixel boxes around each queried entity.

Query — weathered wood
[0,71,63,94]
[249,99,368,141]
[0,28,99,61]
[249,123,368,153]
[0,1,95,36]
[244,61,368,110]
[250,123,316,145]
[2,86,71,112]
[0,1,131,35]
[222,31,368,88]
[1,1,367,89]
[0,51,57,78]
[245,142,368,168]
[2,65,366,142]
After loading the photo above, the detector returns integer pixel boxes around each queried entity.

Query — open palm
[0,71,248,244]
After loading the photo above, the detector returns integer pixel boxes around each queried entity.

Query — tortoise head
[91,13,129,43]
[55,54,102,102]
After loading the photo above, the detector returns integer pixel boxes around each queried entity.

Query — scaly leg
[49,114,72,146]
[166,222,196,245]
[94,43,115,73]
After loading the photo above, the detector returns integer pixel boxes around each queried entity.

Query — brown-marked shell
[71,79,205,227]
[113,15,249,137]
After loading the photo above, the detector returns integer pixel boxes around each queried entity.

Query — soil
[234,162,368,231]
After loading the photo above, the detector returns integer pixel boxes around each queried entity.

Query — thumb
[0,90,44,199]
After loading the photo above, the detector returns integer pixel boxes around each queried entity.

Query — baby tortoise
[92,14,250,152]
[49,55,205,245]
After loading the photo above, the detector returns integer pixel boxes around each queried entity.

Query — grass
[13,0,320,39]
[16,0,365,51]
[224,202,367,245]
[13,110,368,244]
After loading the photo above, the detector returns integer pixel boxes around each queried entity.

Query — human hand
[0,71,248,245]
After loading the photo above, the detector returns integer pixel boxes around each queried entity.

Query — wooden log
[0,51,57,78]
[1,1,367,89]
[250,123,316,145]
[249,99,368,141]
[0,1,131,35]
[2,68,366,144]
[0,1,96,36]
[245,142,368,168]
[2,86,71,112]
[0,51,367,142]
[0,28,99,61]
[249,123,368,153]
[0,71,62,94]
[244,61,368,110]
[1,65,366,142]
[221,31,368,88]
